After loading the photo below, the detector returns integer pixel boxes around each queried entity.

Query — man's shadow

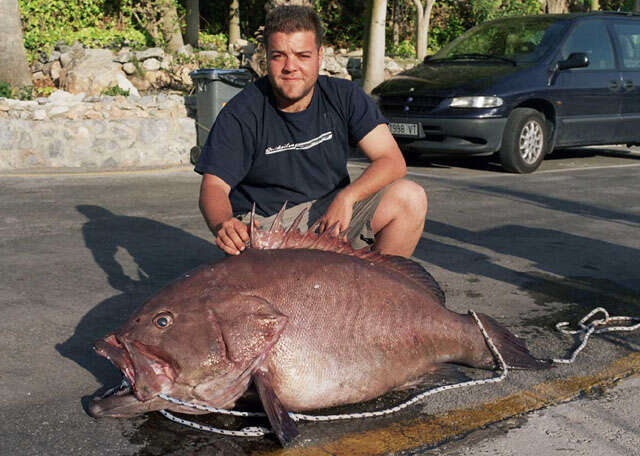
[56,205,224,392]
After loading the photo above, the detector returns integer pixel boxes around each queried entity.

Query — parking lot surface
[1,146,638,455]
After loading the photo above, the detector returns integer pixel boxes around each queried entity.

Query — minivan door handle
[623,80,634,90]
[609,80,620,91]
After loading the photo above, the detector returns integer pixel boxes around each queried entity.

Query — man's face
[266,30,323,109]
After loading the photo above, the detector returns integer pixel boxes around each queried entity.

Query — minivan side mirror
[557,52,589,71]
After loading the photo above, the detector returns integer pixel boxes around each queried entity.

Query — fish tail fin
[474,313,551,370]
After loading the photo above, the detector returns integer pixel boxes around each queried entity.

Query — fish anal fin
[394,364,471,391]
[253,369,299,446]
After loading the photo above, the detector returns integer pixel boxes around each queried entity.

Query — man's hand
[214,217,254,255]
[318,191,355,237]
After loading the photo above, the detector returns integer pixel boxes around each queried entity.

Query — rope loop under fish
[157,307,638,437]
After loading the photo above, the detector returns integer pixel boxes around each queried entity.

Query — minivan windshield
[432,16,571,64]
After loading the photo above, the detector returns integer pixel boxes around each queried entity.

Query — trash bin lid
[189,68,253,87]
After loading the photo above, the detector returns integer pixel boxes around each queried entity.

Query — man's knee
[387,179,428,219]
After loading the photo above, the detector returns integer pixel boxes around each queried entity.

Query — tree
[411,0,436,61]
[130,0,184,52]
[362,0,387,93]
[158,0,184,52]
[543,0,569,13]
[229,0,241,46]
[0,0,31,87]
[186,0,199,47]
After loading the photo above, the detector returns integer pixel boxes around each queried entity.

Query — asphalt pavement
[0,146,639,455]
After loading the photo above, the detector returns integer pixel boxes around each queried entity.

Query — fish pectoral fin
[394,364,472,391]
[253,369,299,447]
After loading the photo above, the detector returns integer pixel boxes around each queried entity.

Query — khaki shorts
[238,188,387,250]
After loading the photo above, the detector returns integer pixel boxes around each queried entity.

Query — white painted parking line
[348,161,640,179]
[535,163,640,173]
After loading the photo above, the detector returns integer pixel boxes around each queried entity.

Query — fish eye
[153,312,174,329]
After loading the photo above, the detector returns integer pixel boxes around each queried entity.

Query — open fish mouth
[93,335,177,403]
[94,335,138,396]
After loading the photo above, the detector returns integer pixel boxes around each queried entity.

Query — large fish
[88,206,548,444]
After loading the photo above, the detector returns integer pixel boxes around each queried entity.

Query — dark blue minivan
[372,12,640,173]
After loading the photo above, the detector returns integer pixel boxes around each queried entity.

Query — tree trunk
[424,0,435,57]
[412,0,425,61]
[363,0,387,94]
[159,0,184,52]
[391,0,400,47]
[185,0,199,47]
[229,0,241,46]
[590,0,599,11]
[635,0,640,12]
[0,0,31,87]
[544,0,569,13]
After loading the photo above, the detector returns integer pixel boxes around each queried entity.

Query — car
[372,12,640,173]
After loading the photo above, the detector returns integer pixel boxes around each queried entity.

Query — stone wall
[0,91,196,171]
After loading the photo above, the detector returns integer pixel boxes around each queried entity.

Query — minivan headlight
[450,96,503,108]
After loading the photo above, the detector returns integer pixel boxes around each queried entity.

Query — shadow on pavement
[415,219,640,335]
[56,205,224,393]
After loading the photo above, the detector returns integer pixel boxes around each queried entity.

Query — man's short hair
[264,6,323,50]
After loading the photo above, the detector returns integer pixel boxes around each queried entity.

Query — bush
[0,83,52,100]
[0,82,12,99]
[199,32,228,51]
[388,40,416,58]
[19,0,150,60]
[102,86,130,96]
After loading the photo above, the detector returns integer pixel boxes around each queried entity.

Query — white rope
[158,409,271,437]
[155,307,638,436]
[552,307,640,364]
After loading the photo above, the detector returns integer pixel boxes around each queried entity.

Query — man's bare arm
[199,174,250,255]
[319,124,407,233]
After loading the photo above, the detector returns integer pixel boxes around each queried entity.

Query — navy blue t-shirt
[195,75,387,217]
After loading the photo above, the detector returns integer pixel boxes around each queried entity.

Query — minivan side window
[613,23,640,69]
[560,20,615,70]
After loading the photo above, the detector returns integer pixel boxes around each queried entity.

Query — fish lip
[94,335,137,393]
[94,335,177,402]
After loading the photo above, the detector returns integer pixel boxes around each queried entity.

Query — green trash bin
[190,68,252,164]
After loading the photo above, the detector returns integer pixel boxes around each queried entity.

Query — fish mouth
[94,335,137,396]
[93,335,177,404]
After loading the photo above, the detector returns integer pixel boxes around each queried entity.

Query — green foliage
[102,86,130,96]
[199,32,228,51]
[19,0,150,56]
[176,51,240,69]
[0,83,51,100]
[316,0,367,49]
[388,39,416,58]
[472,0,543,23]
[0,82,12,99]
[599,0,635,10]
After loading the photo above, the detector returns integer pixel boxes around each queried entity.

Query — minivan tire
[499,108,550,174]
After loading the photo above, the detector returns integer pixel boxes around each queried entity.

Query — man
[196,5,427,258]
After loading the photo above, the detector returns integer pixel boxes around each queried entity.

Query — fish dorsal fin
[248,203,445,306]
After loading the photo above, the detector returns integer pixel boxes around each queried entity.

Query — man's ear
[318,45,324,64]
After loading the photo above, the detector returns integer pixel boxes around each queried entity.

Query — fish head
[91,271,287,416]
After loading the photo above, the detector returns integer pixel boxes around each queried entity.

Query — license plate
[389,122,420,137]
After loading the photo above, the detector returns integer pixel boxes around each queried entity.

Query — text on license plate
[389,122,419,137]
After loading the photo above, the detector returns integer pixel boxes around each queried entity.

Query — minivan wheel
[499,108,549,174]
